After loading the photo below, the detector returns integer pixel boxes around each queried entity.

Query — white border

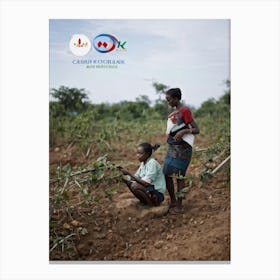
[1,1,279,280]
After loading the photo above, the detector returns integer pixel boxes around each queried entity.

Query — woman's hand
[174,127,194,141]
[117,166,130,176]
[173,130,185,141]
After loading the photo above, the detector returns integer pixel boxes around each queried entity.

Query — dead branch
[85,143,93,159]
[66,140,76,151]
[194,148,208,153]
[211,155,230,175]
[49,168,97,184]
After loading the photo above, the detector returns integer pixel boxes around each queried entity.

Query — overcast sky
[49,19,230,108]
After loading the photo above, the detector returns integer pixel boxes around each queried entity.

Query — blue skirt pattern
[163,143,192,176]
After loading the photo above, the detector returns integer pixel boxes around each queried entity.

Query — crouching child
[118,143,166,206]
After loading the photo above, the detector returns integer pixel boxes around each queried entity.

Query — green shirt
[135,157,166,194]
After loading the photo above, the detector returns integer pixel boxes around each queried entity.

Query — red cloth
[180,107,193,124]
[168,107,193,124]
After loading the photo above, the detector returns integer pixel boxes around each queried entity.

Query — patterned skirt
[163,143,192,177]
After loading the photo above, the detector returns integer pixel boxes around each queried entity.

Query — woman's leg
[165,175,177,207]
[122,179,154,206]
[176,178,185,211]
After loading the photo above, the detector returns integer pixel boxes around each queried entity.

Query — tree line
[49,81,230,121]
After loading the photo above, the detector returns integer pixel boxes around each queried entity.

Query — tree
[118,101,149,119]
[50,86,89,113]
[152,82,169,101]
[153,100,170,117]
[194,98,217,118]
[219,79,230,105]
[194,80,231,118]
[135,95,151,105]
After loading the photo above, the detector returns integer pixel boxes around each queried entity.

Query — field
[49,87,230,261]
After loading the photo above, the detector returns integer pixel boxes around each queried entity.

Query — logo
[69,34,91,56]
[93,34,127,53]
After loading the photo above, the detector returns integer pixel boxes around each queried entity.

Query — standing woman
[163,88,199,214]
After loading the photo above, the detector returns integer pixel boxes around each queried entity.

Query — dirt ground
[49,137,230,261]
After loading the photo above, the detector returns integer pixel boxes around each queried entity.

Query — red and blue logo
[93,34,126,53]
